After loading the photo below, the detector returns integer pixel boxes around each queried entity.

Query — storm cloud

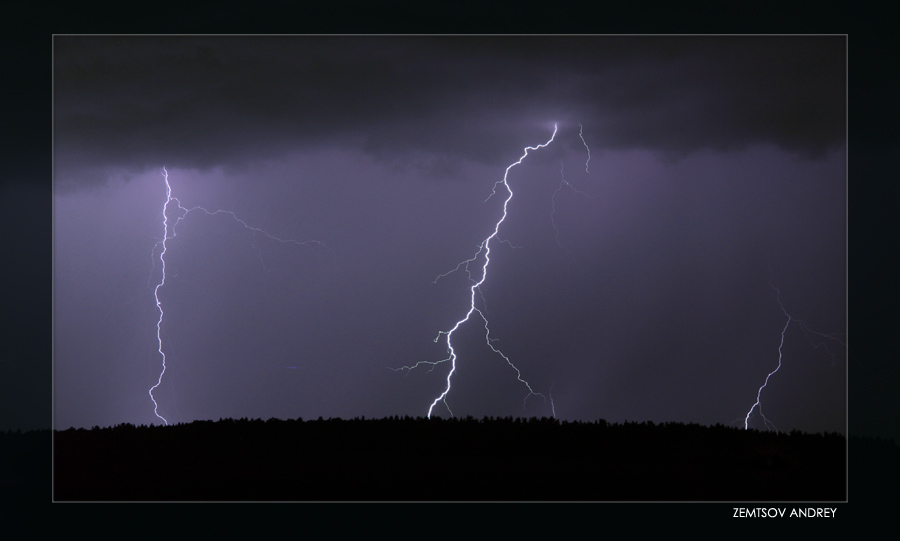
[52,36,846,435]
[54,36,845,186]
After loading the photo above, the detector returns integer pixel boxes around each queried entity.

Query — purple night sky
[52,36,846,434]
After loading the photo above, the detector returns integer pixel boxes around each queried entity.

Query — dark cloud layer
[54,36,845,187]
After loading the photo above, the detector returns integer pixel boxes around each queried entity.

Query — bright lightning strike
[742,277,846,432]
[395,125,559,418]
[147,167,322,426]
[148,168,174,426]
[744,281,791,431]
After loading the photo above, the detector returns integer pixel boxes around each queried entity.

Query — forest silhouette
[49,416,849,501]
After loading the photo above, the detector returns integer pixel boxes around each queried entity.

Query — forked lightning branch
[394,123,593,418]
[148,168,322,425]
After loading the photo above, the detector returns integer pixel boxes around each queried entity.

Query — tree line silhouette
[50,415,849,501]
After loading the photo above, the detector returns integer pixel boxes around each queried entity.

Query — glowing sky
[50,36,847,434]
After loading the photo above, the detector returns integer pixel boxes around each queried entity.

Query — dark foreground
[50,417,848,501]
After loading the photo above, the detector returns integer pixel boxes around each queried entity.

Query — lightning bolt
[148,168,174,426]
[147,167,322,425]
[395,124,560,418]
[743,275,846,431]
[549,383,557,419]
[744,280,790,431]
[579,123,591,174]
